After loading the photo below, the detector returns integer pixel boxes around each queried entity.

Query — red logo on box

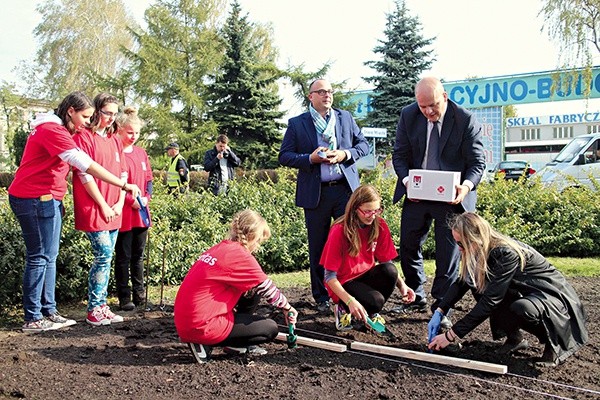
[437,186,445,194]
[412,175,422,188]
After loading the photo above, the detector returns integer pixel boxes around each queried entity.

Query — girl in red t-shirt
[321,184,415,331]
[72,93,128,326]
[114,107,153,311]
[174,210,298,363]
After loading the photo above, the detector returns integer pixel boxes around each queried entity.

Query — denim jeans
[86,230,118,310]
[9,195,63,322]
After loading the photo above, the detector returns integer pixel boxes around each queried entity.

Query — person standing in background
[115,107,153,311]
[165,142,189,194]
[72,93,128,326]
[203,134,241,195]
[279,78,369,312]
[8,92,140,333]
[391,77,486,329]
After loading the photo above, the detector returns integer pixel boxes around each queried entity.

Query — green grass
[270,257,600,287]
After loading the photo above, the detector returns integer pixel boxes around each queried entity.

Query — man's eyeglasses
[310,89,334,96]
[357,207,384,217]
[456,241,465,249]
[99,110,118,118]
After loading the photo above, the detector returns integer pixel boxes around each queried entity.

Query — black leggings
[215,291,279,348]
[341,262,398,316]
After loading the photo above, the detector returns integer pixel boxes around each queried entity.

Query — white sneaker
[46,312,76,328]
[223,345,268,355]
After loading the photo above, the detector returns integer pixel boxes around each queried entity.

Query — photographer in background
[204,134,241,195]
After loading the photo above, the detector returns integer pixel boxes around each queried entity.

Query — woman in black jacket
[427,212,588,367]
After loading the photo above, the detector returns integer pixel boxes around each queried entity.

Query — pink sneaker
[86,306,111,326]
[100,305,124,323]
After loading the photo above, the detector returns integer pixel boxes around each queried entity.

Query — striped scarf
[310,105,341,174]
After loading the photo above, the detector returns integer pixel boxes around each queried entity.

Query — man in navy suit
[279,79,369,311]
[391,77,486,324]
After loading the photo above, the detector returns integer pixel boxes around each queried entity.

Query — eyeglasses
[357,207,384,217]
[456,241,464,249]
[99,110,118,118]
[310,89,334,96]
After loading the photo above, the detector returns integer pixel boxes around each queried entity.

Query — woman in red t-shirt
[174,209,298,363]
[114,107,153,311]
[321,185,415,331]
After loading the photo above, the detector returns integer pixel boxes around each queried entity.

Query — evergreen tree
[208,0,284,169]
[127,0,226,158]
[363,0,435,151]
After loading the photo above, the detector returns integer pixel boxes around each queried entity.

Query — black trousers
[340,262,398,316]
[304,183,351,303]
[215,291,279,348]
[114,227,148,304]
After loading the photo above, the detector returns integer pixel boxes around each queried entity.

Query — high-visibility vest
[167,154,186,188]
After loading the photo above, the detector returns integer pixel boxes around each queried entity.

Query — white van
[537,133,600,190]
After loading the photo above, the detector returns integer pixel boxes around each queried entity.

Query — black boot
[499,329,529,354]
[535,343,559,367]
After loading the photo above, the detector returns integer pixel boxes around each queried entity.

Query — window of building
[587,124,600,134]
[553,126,574,139]
[520,128,540,140]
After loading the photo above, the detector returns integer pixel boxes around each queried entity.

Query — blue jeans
[86,230,118,310]
[9,195,63,322]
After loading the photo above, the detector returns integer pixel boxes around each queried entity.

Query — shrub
[1,165,600,311]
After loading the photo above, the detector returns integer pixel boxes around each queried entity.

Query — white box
[407,169,461,202]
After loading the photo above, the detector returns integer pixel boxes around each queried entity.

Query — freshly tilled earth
[0,277,598,400]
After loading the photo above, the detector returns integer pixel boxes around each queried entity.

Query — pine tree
[363,0,435,150]
[208,0,284,169]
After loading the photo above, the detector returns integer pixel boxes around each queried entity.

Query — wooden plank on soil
[276,332,347,352]
[350,341,507,374]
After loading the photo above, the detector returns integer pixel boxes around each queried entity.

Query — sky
[1,0,598,117]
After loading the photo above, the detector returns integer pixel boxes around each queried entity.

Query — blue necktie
[426,122,440,170]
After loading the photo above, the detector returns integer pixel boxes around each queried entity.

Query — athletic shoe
[22,319,58,333]
[86,306,111,326]
[100,305,124,323]
[188,343,212,363]
[223,345,268,355]
[317,300,333,313]
[334,303,352,331]
[389,298,428,314]
[46,312,76,328]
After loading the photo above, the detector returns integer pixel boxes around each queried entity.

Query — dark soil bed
[1,277,598,400]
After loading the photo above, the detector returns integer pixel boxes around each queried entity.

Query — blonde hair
[116,106,145,130]
[335,185,381,257]
[448,212,526,293]
[228,209,271,251]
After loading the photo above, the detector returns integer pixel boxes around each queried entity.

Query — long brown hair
[335,184,382,257]
[89,93,119,135]
[448,212,526,292]
[55,91,93,134]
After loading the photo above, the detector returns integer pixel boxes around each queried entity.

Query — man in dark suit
[279,78,369,311]
[391,77,486,325]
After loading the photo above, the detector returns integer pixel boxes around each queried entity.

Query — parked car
[491,160,536,181]
[537,133,600,191]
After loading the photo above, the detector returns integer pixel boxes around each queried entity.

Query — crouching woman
[174,209,298,363]
[427,212,588,367]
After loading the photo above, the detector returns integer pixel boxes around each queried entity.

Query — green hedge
[1,166,599,311]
